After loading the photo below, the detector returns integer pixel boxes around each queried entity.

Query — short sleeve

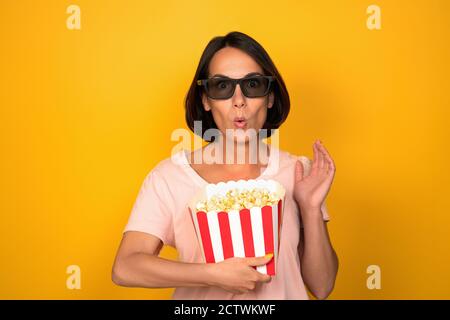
[297,155,331,222]
[123,168,175,247]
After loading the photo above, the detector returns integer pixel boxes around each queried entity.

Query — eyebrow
[210,72,263,79]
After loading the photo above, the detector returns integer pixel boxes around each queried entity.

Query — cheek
[210,104,230,126]
[251,102,268,126]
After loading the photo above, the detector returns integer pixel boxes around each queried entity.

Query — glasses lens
[206,78,234,99]
[241,76,270,97]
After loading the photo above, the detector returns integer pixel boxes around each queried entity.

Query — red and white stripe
[190,199,283,275]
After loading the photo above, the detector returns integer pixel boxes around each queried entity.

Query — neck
[207,137,270,168]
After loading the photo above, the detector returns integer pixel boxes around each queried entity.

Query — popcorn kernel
[197,187,280,212]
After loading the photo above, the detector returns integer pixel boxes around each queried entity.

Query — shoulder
[274,147,313,174]
[275,146,312,166]
[144,150,187,182]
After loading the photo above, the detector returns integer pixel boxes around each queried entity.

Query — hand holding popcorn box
[188,179,286,275]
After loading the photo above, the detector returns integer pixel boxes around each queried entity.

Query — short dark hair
[185,31,290,142]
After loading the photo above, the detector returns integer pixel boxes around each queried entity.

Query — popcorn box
[188,179,285,275]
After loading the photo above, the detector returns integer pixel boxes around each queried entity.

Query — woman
[112,31,338,299]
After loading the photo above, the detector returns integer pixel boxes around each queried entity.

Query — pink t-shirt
[123,144,330,300]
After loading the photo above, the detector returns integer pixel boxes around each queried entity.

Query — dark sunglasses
[197,75,275,100]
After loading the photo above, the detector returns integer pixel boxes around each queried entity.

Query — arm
[112,231,211,288]
[298,208,339,300]
[111,231,272,293]
[294,141,339,299]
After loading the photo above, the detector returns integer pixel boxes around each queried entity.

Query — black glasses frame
[196,75,276,100]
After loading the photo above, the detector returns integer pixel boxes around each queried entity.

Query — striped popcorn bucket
[188,179,285,275]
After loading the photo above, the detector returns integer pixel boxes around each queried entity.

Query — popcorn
[188,179,286,275]
[196,187,280,212]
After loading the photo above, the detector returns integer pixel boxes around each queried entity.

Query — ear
[268,91,274,109]
[202,93,211,112]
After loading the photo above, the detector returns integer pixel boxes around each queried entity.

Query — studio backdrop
[1,0,449,299]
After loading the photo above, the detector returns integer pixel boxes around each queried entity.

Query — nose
[232,83,246,109]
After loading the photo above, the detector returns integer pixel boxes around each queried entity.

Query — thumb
[295,160,304,183]
[246,253,274,267]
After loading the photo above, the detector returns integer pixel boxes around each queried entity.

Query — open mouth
[233,117,247,129]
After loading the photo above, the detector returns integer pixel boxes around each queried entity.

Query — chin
[219,125,263,144]
[233,130,259,145]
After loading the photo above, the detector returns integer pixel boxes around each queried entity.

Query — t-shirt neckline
[180,143,276,187]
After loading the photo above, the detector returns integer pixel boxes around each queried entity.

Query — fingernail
[265,253,273,259]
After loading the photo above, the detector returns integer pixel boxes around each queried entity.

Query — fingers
[244,274,271,291]
[312,140,324,171]
[316,141,335,175]
[318,141,327,172]
[243,282,257,292]
[246,253,273,267]
[258,273,272,283]
[224,266,272,294]
[227,286,250,294]
[233,288,248,294]
[317,140,325,169]
[295,160,304,182]
[312,141,319,170]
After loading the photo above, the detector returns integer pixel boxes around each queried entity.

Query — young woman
[112,31,338,300]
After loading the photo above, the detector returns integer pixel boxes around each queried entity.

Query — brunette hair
[185,31,290,142]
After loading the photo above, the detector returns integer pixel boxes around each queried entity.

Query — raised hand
[293,140,336,214]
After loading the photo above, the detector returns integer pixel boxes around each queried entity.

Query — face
[201,47,274,144]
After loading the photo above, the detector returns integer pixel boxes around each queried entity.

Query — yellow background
[1,0,449,299]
